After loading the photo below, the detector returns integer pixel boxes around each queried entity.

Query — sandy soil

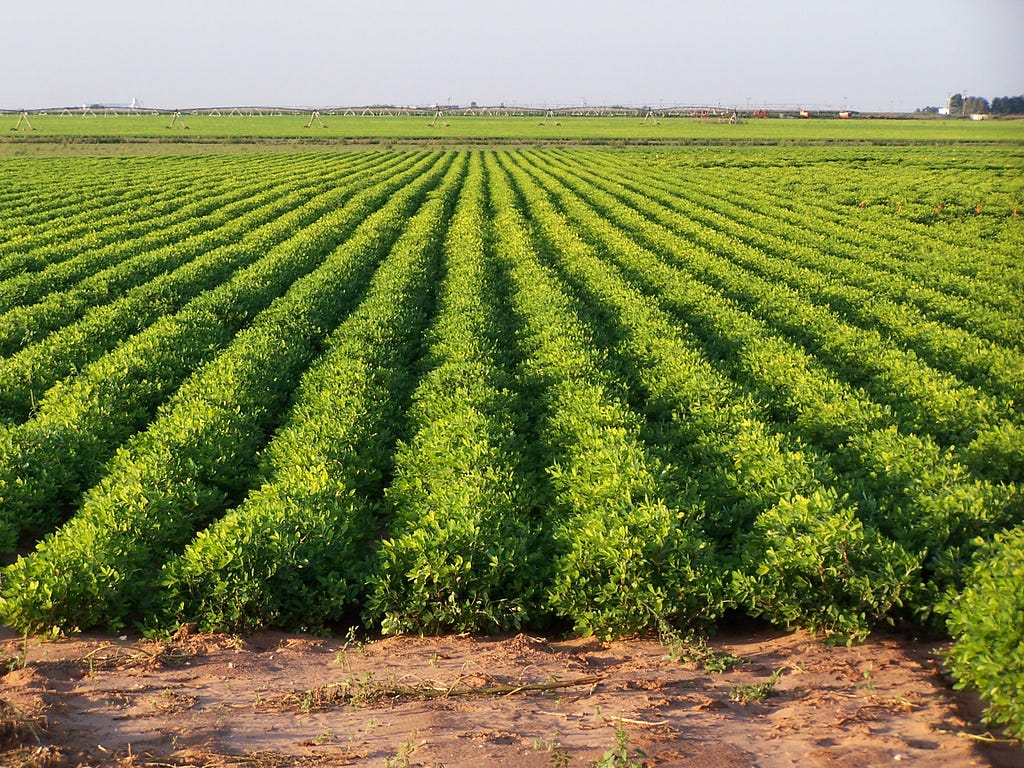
[1,624,1021,768]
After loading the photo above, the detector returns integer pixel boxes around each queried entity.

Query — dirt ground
[1,623,1021,768]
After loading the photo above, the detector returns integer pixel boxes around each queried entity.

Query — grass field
[5,112,1024,144]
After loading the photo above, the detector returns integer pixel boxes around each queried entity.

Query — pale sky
[4,0,1022,111]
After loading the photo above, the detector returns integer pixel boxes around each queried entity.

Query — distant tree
[964,96,990,115]
[916,105,940,114]
[948,93,964,115]
[991,96,1024,115]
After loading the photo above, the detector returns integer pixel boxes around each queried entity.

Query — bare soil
[1,624,1021,768]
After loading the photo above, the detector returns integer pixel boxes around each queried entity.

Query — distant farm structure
[2,102,891,121]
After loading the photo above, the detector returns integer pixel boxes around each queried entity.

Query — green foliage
[159,153,465,634]
[0,153,455,634]
[838,426,1022,614]
[945,525,1024,740]
[729,667,786,704]
[0,145,1020,728]
[962,422,1024,484]
[383,738,417,768]
[0,154,396,414]
[368,381,547,634]
[590,726,648,768]
[6,112,1024,143]
[366,155,547,635]
[658,623,745,673]
[0,152,433,556]
[487,155,725,638]
[732,491,920,641]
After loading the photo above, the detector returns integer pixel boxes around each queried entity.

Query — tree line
[917,93,1024,116]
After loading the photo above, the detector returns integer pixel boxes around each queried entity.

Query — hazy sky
[4,0,1022,111]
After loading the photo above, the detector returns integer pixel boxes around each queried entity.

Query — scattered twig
[0,699,44,746]
[604,715,669,727]
[271,674,605,712]
[78,642,193,671]
[415,674,604,698]
[835,703,889,726]
[81,643,155,662]
[835,696,916,726]
[958,731,1019,744]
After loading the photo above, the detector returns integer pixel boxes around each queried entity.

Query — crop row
[495,152,921,637]
[506,151,1019,603]
[0,147,1019,733]
[0,155,342,311]
[0,155,275,277]
[558,150,1023,352]
[0,152,458,631]
[0,153,405,419]
[581,151,1023,368]
[0,152,442,554]
[161,153,468,633]
[526,154,1023,466]
[0,153,394,358]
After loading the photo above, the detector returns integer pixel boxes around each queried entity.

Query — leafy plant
[384,737,417,768]
[366,158,547,635]
[658,622,745,673]
[945,525,1024,740]
[728,666,786,704]
[590,726,647,768]
[731,491,920,642]
[534,736,571,768]
[0,637,28,676]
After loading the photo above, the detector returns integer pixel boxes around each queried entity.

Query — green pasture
[5,112,1024,143]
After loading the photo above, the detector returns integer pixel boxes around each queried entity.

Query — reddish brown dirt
[1,625,1021,767]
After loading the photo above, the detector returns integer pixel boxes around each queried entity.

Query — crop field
[0,134,1022,737]
[5,111,1024,144]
